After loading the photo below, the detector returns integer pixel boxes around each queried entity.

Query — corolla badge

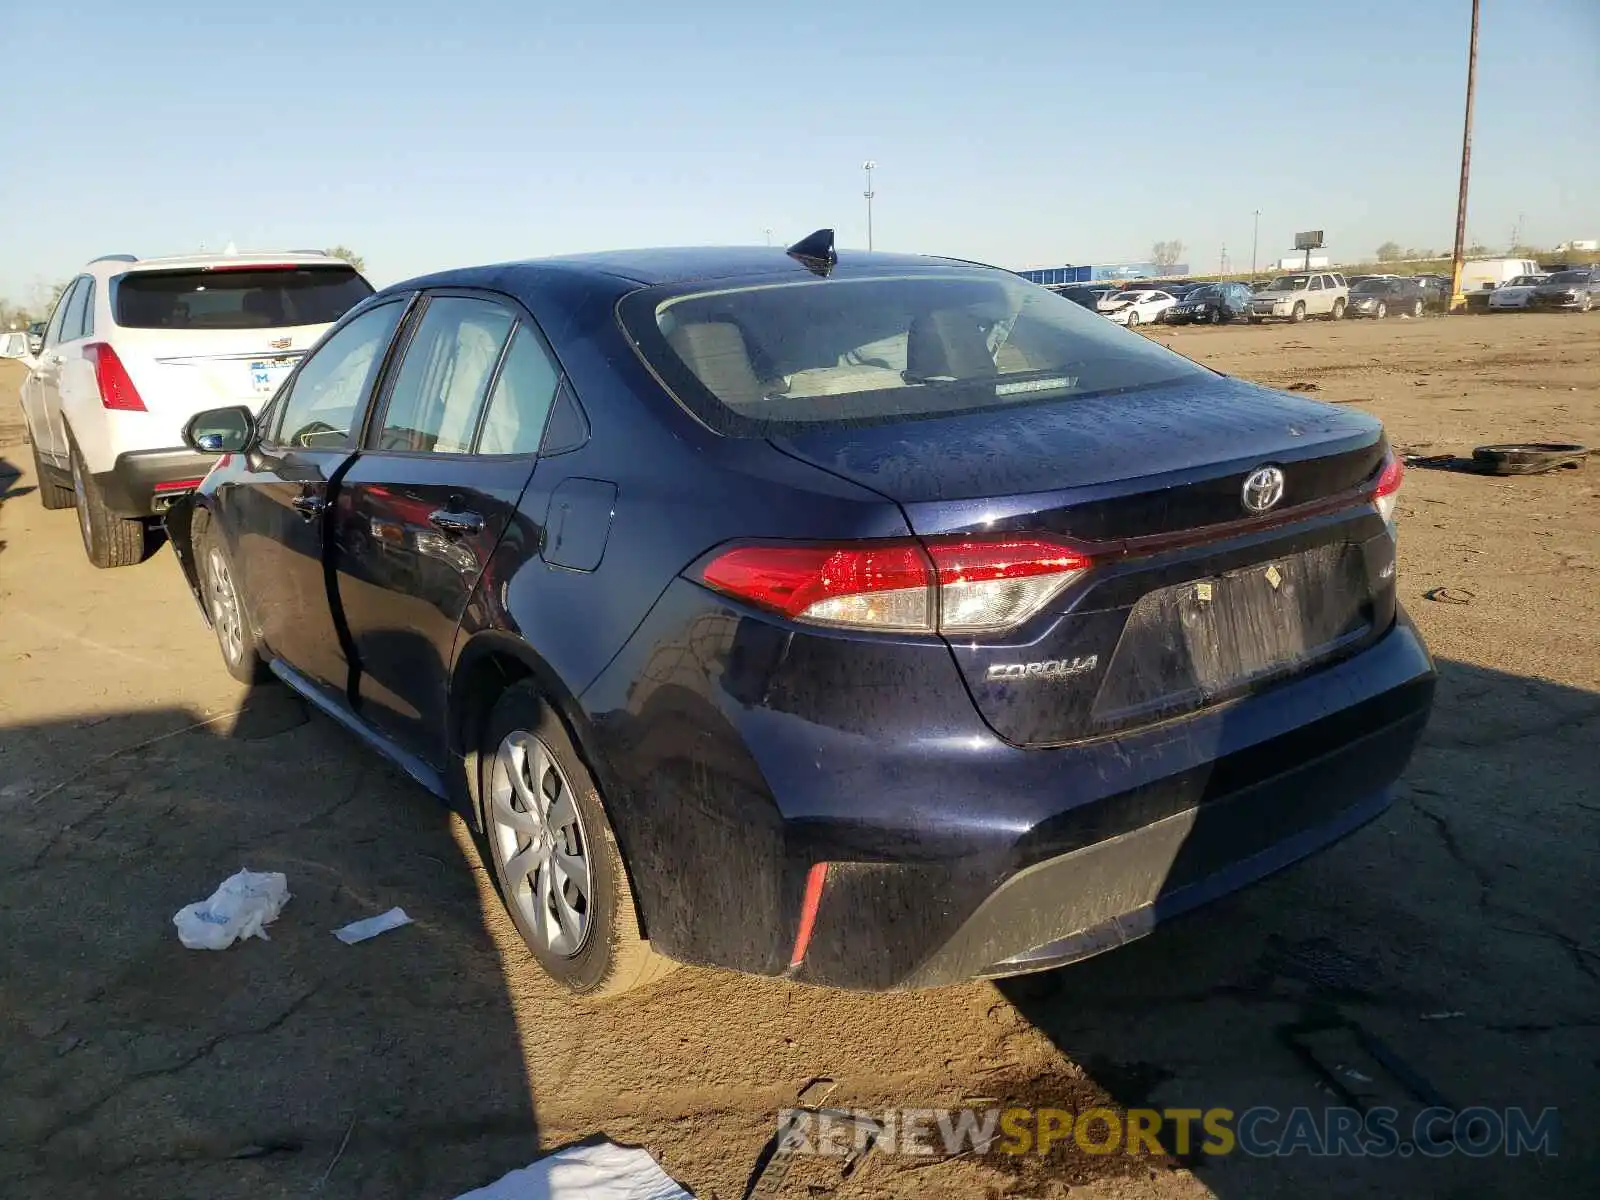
[1241,465,1285,514]
[986,656,1098,683]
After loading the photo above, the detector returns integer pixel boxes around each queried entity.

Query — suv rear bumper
[92,448,214,517]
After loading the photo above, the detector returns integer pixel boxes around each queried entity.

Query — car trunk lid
[770,375,1395,746]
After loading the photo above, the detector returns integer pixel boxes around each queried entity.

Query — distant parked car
[1,331,34,359]
[1529,268,1600,312]
[1106,290,1178,327]
[18,251,374,567]
[1346,278,1426,320]
[1060,285,1120,312]
[1487,275,1549,311]
[1166,282,1254,325]
[1249,273,1350,323]
[1410,274,1451,310]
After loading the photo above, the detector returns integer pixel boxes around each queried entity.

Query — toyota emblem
[1241,465,1285,514]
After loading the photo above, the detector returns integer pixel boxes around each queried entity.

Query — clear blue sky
[2,0,1595,298]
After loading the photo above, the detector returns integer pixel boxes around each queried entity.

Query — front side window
[47,279,83,347]
[1309,276,1325,291]
[375,296,515,454]
[619,270,1207,436]
[271,301,405,450]
[115,266,372,330]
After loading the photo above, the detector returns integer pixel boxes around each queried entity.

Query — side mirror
[27,335,43,355]
[183,405,257,454]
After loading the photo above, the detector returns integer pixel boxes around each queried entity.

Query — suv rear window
[114,266,373,330]
[619,271,1205,435]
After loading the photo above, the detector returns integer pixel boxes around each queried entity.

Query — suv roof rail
[88,254,139,264]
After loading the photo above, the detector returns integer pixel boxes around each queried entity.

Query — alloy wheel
[489,730,593,957]
[206,547,245,665]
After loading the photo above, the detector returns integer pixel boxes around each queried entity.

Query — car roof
[391,246,997,294]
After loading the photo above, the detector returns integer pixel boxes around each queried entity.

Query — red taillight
[153,478,205,493]
[700,542,933,631]
[1372,451,1404,522]
[698,536,1092,633]
[84,343,146,411]
[925,538,1093,633]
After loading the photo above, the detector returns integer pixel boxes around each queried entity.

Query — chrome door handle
[290,493,325,520]
[427,509,484,536]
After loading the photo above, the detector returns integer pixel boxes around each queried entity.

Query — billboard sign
[1294,230,1325,251]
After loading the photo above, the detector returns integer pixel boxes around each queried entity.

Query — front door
[27,278,83,461]
[333,293,562,766]
[224,298,410,697]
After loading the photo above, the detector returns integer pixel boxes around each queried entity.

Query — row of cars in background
[1050,257,1600,327]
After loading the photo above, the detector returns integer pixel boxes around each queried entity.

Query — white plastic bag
[173,869,291,950]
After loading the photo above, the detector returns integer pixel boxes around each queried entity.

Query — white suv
[19,251,373,566]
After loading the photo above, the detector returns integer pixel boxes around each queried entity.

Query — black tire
[195,517,269,683]
[1580,294,1594,314]
[68,434,145,568]
[1209,308,1223,325]
[1125,310,1141,327]
[1248,315,1262,325]
[1291,302,1306,323]
[478,682,676,999]
[1412,299,1424,318]
[30,439,74,510]
[1329,298,1346,321]
[1374,301,1388,320]
[1470,443,1589,476]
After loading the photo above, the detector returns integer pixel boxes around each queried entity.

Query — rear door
[20,284,74,459]
[223,298,410,698]
[333,292,560,766]
[32,277,88,458]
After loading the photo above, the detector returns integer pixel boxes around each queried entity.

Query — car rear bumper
[589,587,1435,990]
[795,617,1432,989]
[91,448,214,517]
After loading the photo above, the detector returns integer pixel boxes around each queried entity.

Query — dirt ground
[1,313,1596,1200]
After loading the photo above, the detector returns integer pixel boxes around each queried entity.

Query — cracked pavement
[1,317,1597,1198]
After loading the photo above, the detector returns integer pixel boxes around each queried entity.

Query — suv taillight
[697,537,1093,634]
[84,343,146,412]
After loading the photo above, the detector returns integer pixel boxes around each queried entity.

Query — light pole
[1250,210,1261,280]
[764,228,773,247]
[1449,0,1481,311]
[863,160,877,251]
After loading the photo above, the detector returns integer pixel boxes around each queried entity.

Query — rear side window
[114,266,372,330]
[375,297,515,454]
[619,271,1205,436]
[58,278,90,342]
[478,325,562,455]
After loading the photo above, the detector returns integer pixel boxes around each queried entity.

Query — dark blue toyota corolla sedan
[166,234,1435,997]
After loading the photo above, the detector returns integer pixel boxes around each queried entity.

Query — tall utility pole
[1219,244,1228,280]
[1251,210,1261,279]
[863,161,877,251]
[1449,0,1481,311]
[764,228,773,246]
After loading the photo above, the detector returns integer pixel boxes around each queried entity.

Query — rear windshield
[619,271,1207,435]
[114,266,373,330]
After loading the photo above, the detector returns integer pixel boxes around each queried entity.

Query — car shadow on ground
[0,683,542,1199]
[997,658,1598,1197]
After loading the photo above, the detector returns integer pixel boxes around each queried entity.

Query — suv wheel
[1374,301,1388,319]
[1209,308,1223,325]
[1291,302,1306,323]
[1581,294,1593,313]
[479,682,676,999]
[68,435,145,569]
[1329,298,1346,320]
